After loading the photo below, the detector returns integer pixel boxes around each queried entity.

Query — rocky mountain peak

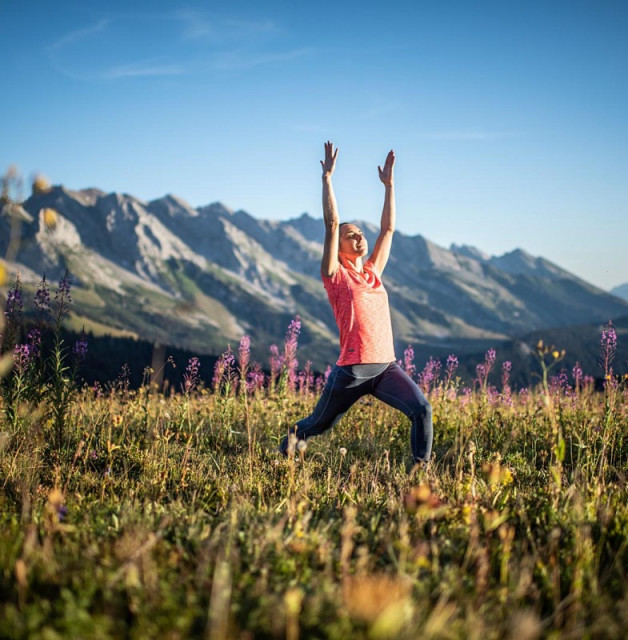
[5,184,628,368]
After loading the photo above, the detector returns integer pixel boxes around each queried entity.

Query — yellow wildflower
[32,175,51,195]
[41,207,58,230]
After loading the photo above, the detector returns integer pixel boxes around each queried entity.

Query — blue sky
[2,0,627,290]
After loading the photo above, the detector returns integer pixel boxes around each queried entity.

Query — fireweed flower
[475,363,486,387]
[13,343,32,372]
[418,357,441,394]
[73,336,88,361]
[27,328,42,358]
[600,322,617,376]
[4,279,23,320]
[501,361,512,389]
[572,362,583,390]
[53,271,72,326]
[35,275,51,314]
[445,354,458,381]
[269,344,283,383]
[549,370,569,395]
[212,357,226,392]
[284,315,301,390]
[246,363,265,393]
[55,272,72,303]
[238,335,251,374]
[183,356,201,393]
[213,347,235,393]
[403,345,416,378]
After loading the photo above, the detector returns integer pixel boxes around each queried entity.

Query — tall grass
[1,285,627,638]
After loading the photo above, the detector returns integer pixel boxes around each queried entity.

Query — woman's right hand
[321,141,338,179]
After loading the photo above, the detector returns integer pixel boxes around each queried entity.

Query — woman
[279,142,433,466]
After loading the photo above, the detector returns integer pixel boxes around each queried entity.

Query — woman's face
[339,224,368,257]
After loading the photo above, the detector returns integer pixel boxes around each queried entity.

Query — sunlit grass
[1,367,626,639]
[1,273,627,638]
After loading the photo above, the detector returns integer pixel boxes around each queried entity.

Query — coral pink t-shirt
[322,260,396,365]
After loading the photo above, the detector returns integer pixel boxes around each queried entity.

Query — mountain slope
[2,185,627,369]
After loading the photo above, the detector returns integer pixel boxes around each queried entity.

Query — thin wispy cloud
[176,10,279,44]
[210,47,312,71]
[47,19,111,52]
[105,60,188,79]
[45,10,304,82]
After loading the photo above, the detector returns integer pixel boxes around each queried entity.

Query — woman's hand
[321,141,338,179]
[378,150,395,186]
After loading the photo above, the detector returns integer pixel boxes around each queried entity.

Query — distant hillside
[2,184,628,371]
[454,316,628,389]
[611,283,628,301]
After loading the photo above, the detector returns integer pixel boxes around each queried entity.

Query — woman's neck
[339,253,364,273]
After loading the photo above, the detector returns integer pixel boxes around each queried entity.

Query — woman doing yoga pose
[279,142,433,465]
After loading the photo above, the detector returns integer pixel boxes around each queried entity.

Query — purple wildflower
[13,343,32,372]
[55,272,71,303]
[35,275,50,314]
[501,360,512,390]
[53,271,72,325]
[475,363,486,388]
[5,280,23,319]
[297,361,314,395]
[460,386,472,406]
[600,321,617,376]
[572,362,583,391]
[269,344,283,386]
[284,315,301,391]
[183,356,201,393]
[418,357,441,394]
[213,347,235,393]
[445,354,458,381]
[73,336,88,361]
[27,328,41,358]
[485,349,496,374]
[324,365,332,383]
[246,362,265,393]
[403,345,416,378]
[549,369,569,395]
[212,357,225,392]
[238,335,251,373]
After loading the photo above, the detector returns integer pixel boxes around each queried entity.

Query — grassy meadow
[1,277,627,639]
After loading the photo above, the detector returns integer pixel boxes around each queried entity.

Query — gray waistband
[338,363,392,378]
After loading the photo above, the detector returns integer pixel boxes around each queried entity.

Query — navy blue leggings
[280,362,433,462]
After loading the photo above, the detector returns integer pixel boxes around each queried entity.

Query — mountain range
[611,283,628,301]
[2,185,627,371]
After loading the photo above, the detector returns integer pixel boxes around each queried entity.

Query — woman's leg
[279,366,367,454]
[371,363,433,463]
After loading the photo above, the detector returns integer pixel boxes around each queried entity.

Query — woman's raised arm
[369,150,396,274]
[320,141,340,277]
